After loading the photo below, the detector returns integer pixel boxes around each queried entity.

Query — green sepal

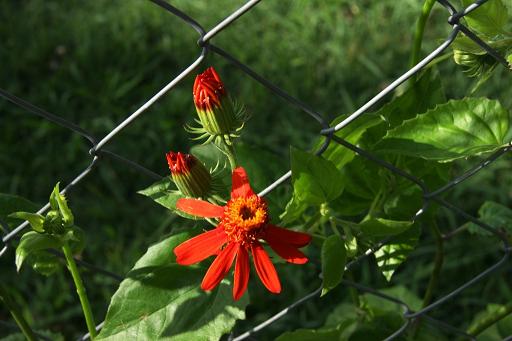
[50,183,74,227]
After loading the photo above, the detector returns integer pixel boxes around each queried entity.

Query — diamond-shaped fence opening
[1,0,511,340]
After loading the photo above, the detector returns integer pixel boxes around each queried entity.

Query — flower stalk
[0,284,37,341]
[62,241,97,339]
[468,303,512,336]
[410,0,436,68]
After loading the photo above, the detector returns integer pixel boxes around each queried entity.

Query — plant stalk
[62,242,97,339]
[0,284,37,341]
[410,0,437,71]
[422,220,444,308]
[345,272,361,308]
[468,303,512,336]
[220,136,237,171]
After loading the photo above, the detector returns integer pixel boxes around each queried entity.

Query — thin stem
[344,272,361,308]
[303,212,322,233]
[468,302,512,336]
[328,218,341,237]
[367,188,384,218]
[409,0,437,73]
[221,135,237,171]
[412,220,444,336]
[422,220,444,308]
[0,285,37,341]
[62,241,97,339]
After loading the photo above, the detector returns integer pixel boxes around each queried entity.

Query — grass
[1,0,512,339]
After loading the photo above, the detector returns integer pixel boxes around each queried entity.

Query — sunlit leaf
[378,98,511,161]
[375,224,420,281]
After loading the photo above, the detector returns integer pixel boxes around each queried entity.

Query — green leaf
[0,193,39,231]
[461,0,508,36]
[15,231,63,272]
[97,230,248,340]
[378,98,511,161]
[321,235,346,296]
[26,251,61,276]
[51,183,74,227]
[279,194,308,225]
[291,148,344,206]
[375,224,420,281]
[138,178,200,220]
[358,218,413,238]
[373,68,446,130]
[328,158,383,216]
[8,212,45,233]
[320,113,384,170]
[466,201,512,236]
[190,143,227,171]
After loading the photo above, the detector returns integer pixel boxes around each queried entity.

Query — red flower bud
[193,67,226,113]
[166,151,212,198]
[192,67,238,136]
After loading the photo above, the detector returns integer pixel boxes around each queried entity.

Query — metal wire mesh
[1,0,511,339]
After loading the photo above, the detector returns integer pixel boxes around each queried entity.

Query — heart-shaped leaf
[291,148,344,206]
[378,98,510,162]
[97,230,248,340]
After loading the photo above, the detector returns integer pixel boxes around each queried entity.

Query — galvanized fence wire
[1,0,511,339]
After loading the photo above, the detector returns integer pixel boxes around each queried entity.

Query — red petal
[174,228,227,265]
[266,225,312,247]
[251,242,281,294]
[176,198,224,218]
[233,244,250,300]
[264,238,308,264]
[201,242,238,291]
[231,167,255,198]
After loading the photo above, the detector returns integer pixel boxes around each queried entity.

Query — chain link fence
[1,0,511,339]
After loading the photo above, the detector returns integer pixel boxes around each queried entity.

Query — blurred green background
[1,0,511,339]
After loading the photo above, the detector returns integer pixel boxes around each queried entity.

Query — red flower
[174,167,311,300]
[165,151,211,198]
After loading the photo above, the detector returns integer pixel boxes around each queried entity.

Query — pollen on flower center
[222,195,269,244]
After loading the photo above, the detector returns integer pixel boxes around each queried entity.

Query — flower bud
[43,210,65,234]
[166,151,212,198]
[193,67,238,136]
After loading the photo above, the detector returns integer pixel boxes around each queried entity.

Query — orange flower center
[222,195,269,245]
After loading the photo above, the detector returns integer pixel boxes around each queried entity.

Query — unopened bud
[193,67,238,136]
[166,151,212,198]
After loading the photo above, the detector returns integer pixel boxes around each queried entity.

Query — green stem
[412,220,444,336]
[303,212,322,233]
[62,242,97,339]
[410,0,437,71]
[421,220,444,308]
[220,136,237,171]
[344,272,361,308]
[368,188,385,218]
[0,285,37,341]
[468,303,512,336]
[329,218,341,237]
